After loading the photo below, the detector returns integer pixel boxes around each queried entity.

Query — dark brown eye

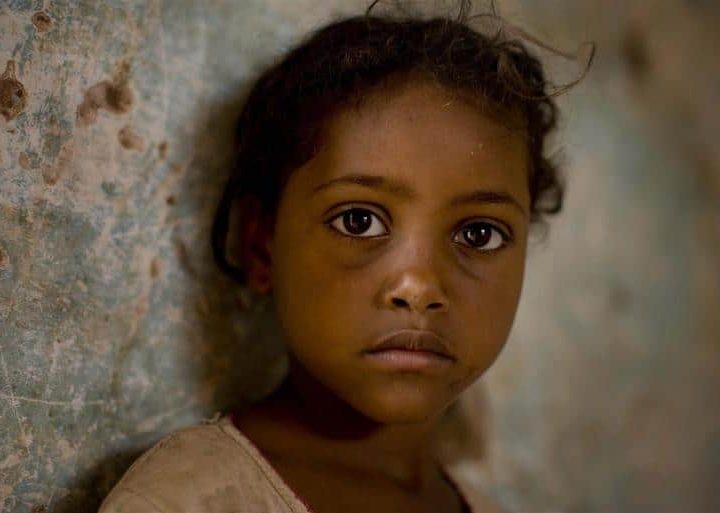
[328,208,387,237]
[453,221,508,251]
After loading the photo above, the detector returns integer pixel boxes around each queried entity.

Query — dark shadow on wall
[53,448,145,513]
[190,200,288,419]
[172,85,290,425]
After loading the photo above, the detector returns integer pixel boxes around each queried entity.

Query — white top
[98,414,505,513]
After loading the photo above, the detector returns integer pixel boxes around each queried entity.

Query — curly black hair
[212,0,593,284]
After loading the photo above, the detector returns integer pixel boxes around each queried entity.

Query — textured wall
[1,1,718,512]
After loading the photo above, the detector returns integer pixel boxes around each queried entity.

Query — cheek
[455,256,526,366]
[271,235,369,339]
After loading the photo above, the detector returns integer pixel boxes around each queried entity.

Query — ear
[227,194,274,295]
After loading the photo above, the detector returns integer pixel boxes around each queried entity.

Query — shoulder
[98,416,297,513]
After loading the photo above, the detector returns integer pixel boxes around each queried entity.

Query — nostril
[428,302,443,310]
[392,298,408,308]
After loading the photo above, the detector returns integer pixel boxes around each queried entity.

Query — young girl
[99,1,581,511]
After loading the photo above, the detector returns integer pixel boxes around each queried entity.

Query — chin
[351,382,454,425]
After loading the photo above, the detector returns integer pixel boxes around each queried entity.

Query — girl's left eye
[451,221,509,252]
[326,207,510,252]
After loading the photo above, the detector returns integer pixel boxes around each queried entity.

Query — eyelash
[324,206,513,253]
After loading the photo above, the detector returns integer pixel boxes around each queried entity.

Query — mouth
[363,329,455,373]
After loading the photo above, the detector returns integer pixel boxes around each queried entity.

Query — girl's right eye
[326,207,389,238]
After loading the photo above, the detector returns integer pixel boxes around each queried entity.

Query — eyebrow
[310,173,528,218]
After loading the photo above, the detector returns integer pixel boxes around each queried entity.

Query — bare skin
[234,372,467,513]
[232,78,529,513]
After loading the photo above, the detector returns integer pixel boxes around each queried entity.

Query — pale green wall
[1,1,718,512]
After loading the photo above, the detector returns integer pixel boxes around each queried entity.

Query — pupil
[344,209,371,235]
[465,224,491,246]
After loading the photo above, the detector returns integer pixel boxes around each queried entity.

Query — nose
[379,252,449,314]
[387,277,448,313]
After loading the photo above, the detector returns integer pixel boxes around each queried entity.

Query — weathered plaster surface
[0,1,718,512]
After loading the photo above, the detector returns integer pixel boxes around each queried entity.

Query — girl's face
[266,80,530,424]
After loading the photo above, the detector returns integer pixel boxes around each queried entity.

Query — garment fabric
[98,414,501,513]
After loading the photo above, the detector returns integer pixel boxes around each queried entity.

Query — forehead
[294,80,530,207]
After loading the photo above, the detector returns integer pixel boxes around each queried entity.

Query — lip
[362,329,455,373]
[366,329,455,359]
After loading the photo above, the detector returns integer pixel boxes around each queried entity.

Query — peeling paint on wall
[30,11,53,34]
[0,60,27,122]
[117,125,144,152]
[76,62,133,127]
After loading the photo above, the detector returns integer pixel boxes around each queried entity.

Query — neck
[260,354,447,492]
